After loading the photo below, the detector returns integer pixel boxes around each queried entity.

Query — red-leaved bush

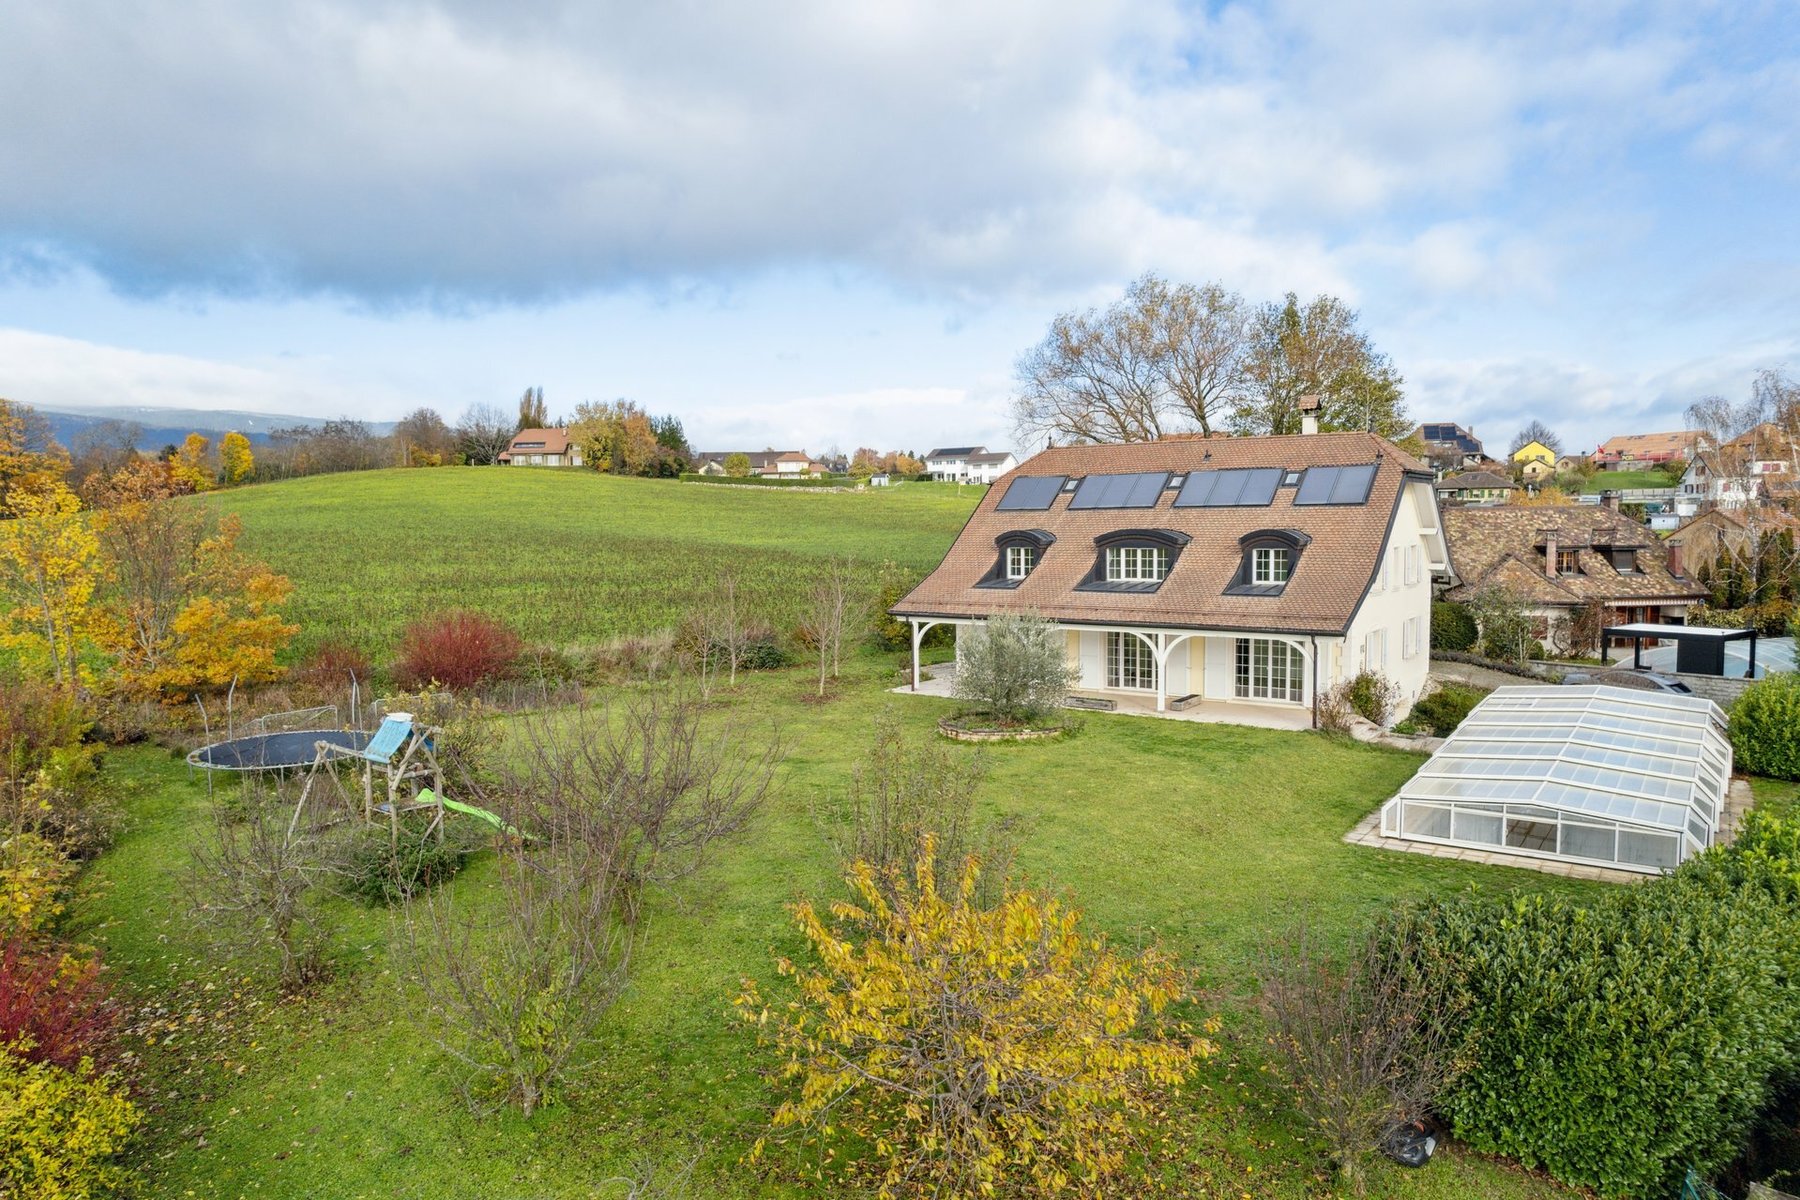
[0,939,124,1071]
[294,640,375,690]
[394,612,524,691]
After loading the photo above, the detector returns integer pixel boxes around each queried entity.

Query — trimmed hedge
[678,473,843,488]
[1730,672,1800,780]
[1430,601,1478,652]
[1405,683,1489,736]
[1395,822,1800,1198]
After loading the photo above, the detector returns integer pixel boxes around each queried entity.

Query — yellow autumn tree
[0,478,104,686]
[0,398,70,519]
[89,469,297,700]
[738,838,1211,1199]
[1509,484,1576,507]
[168,432,215,492]
[219,431,254,484]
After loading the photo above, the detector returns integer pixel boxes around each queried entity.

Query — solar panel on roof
[1067,472,1168,509]
[1172,468,1282,507]
[995,475,1067,511]
[1294,463,1377,505]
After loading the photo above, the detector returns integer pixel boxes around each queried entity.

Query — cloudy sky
[1,1,1795,455]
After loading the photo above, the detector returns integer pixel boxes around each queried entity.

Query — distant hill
[35,405,394,451]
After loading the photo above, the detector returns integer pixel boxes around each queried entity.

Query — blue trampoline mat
[188,729,373,771]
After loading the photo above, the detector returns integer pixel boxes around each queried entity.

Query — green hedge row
[678,473,845,488]
[1430,601,1477,652]
[1395,817,1800,1198]
[1730,672,1800,780]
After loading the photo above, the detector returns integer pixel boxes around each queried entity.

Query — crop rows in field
[209,468,981,657]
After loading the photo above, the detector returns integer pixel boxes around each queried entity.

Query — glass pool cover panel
[1385,686,1732,870]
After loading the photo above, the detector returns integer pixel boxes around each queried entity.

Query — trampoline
[187,729,373,772]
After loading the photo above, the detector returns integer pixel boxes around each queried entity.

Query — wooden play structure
[287,712,446,846]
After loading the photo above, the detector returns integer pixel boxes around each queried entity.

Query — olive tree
[952,612,1076,724]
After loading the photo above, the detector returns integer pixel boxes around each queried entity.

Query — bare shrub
[404,694,779,1114]
[188,776,350,993]
[799,556,853,697]
[1256,922,1461,1191]
[816,711,1016,903]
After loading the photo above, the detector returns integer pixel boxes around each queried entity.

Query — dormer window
[1107,545,1169,582]
[1556,548,1580,576]
[1077,529,1191,593]
[980,530,1055,589]
[1610,548,1639,574]
[1227,529,1310,596]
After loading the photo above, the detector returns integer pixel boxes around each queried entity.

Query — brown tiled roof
[1441,506,1706,606]
[892,432,1432,636]
[1436,471,1515,490]
[500,427,575,458]
[1598,430,1701,458]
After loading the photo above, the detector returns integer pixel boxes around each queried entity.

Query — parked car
[1561,669,1693,694]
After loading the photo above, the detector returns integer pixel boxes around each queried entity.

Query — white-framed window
[1404,545,1421,586]
[1402,616,1422,659]
[1105,632,1158,690]
[1252,546,1290,584]
[1364,628,1389,671]
[1006,545,1036,580]
[1235,638,1305,702]
[1106,545,1169,583]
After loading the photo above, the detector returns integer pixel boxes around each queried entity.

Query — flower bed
[937,714,1071,743]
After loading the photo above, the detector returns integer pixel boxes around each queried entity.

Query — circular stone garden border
[937,716,1071,743]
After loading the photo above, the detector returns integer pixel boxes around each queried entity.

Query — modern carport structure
[1604,622,1758,677]
[1379,685,1732,874]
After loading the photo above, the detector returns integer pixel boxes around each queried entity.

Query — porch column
[909,618,921,692]
[1154,632,1169,712]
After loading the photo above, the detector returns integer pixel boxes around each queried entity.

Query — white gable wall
[1340,478,1440,712]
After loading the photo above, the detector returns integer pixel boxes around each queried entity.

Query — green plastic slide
[416,789,529,839]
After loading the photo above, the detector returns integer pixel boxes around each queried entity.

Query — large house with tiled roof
[1595,430,1703,468]
[499,427,583,467]
[1440,502,1706,653]
[892,432,1451,725]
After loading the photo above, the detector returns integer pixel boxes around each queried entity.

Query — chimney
[1600,490,1620,513]
[1299,393,1321,436]
[1543,529,1559,579]
[1667,540,1685,578]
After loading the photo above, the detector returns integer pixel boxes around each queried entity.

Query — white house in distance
[499,428,583,467]
[892,431,1451,726]
[925,446,1017,484]
[692,450,827,477]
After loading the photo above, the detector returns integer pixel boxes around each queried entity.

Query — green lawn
[81,658,1593,1199]
[207,469,983,658]
[1580,469,1677,493]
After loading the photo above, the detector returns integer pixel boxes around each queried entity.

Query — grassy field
[1580,469,1677,493]
[81,656,1594,1200]
[62,467,1606,1197]
[207,468,983,658]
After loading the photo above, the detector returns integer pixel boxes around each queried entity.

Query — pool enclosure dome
[1379,685,1732,874]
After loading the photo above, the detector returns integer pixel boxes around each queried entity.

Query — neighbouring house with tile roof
[891,431,1451,725]
[924,446,1016,483]
[1417,422,1486,474]
[499,427,583,467]
[1595,430,1704,467]
[1511,440,1556,482]
[1440,502,1707,654]
[1434,470,1516,506]
[693,450,827,477]
[1677,450,1766,514]
[1667,507,1800,581]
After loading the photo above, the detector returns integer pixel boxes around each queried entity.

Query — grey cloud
[0,1,1790,306]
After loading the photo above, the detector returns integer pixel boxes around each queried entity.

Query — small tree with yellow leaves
[739,838,1210,1199]
[0,479,104,686]
[168,432,215,492]
[219,431,254,484]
